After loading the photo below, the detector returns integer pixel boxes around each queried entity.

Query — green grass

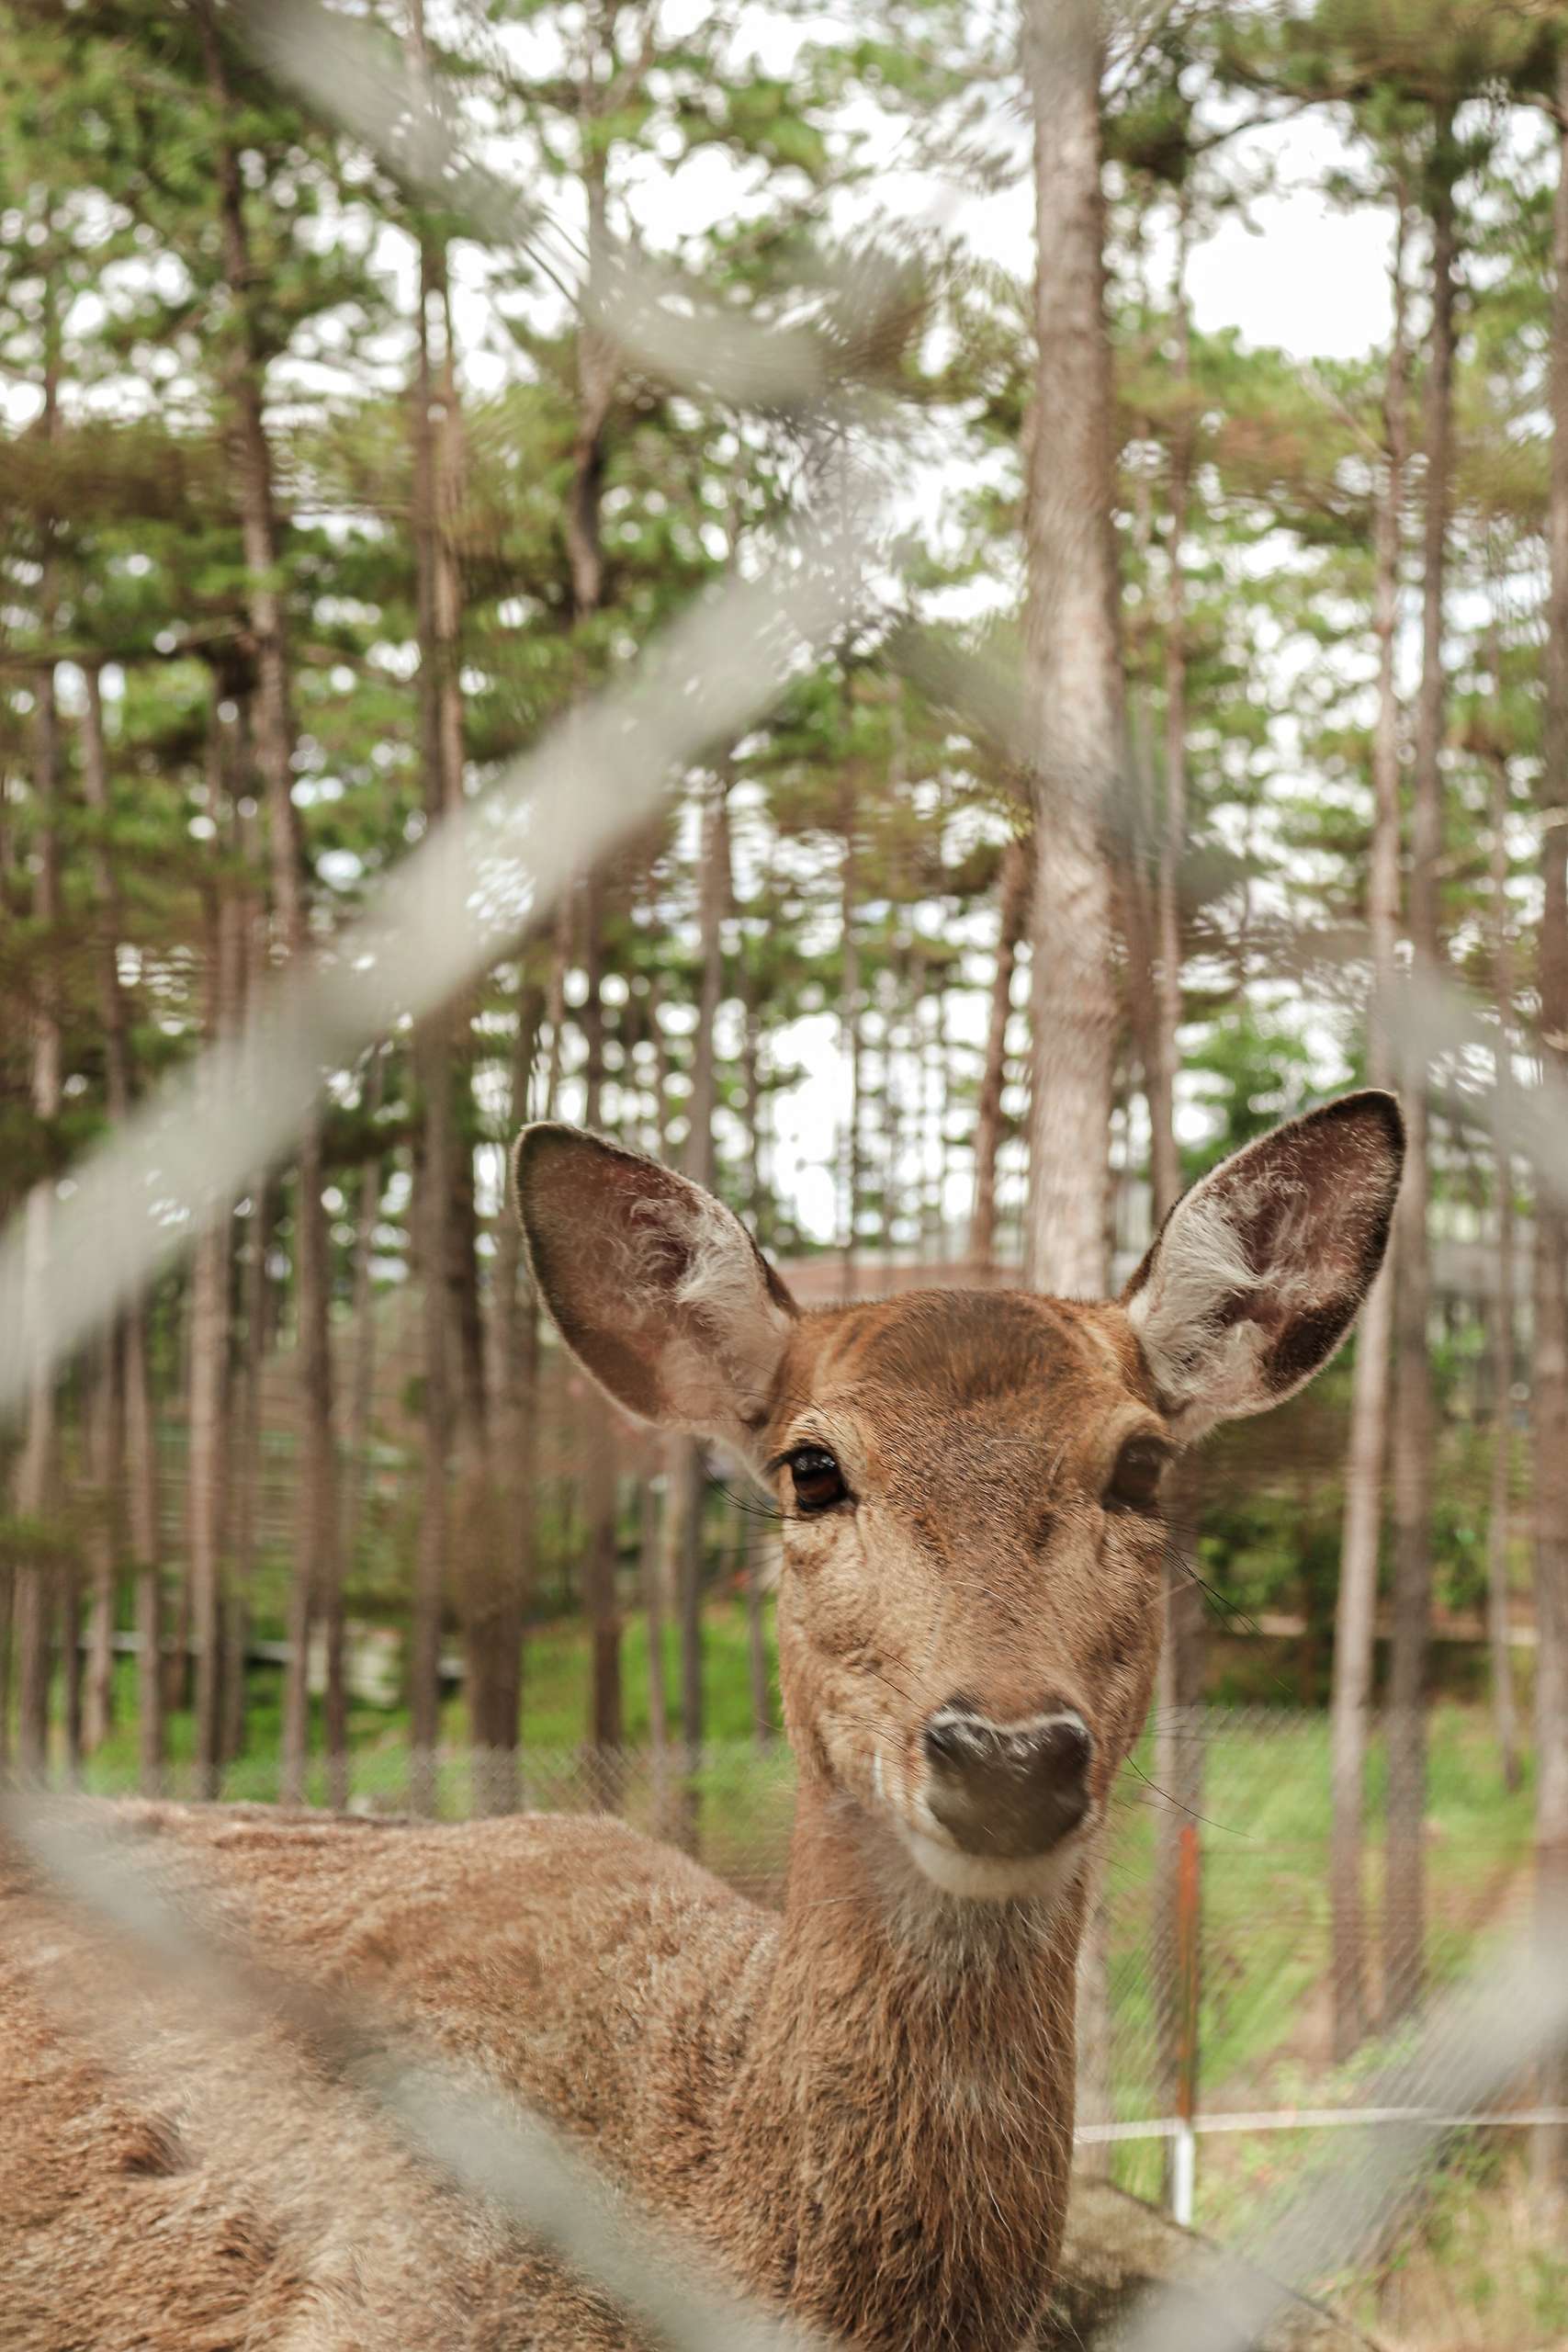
[1097,1704,1537,2223]
[61,1598,784,1817]
[511,1600,778,1747]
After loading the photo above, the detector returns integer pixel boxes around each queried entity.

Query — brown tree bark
[410,1005,453,1815]
[124,1301,164,1792]
[1145,202,1193,1227]
[80,1333,121,1756]
[920,980,943,1255]
[574,881,625,1801]
[225,1175,269,1769]
[1019,0,1122,2161]
[739,956,767,1239]
[1484,673,1523,1796]
[339,1103,381,1464]
[673,778,731,1850]
[404,0,485,1811]
[79,664,164,1784]
[479,968,545,1817]
[1385,127,1456,2026]
[223,778,270,1770]
[1146,216,1207,2202]
[13,276,63,1780]
[1020,0,1122,1302]
[1330,198,1410,2060]
[970,834,1030,1272]
[840,763,863,1296]
[188,863,234,1799]
[197,1,339,1808]
[640,1003,677,1811]
[78,669,129,1758]
[638,1473,670,1732]
[15,670,62,1779]
[1533,43,1568,2197]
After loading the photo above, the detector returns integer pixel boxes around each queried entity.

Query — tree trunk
[188,870,232,1800]
[921,982,943,1254]
[570,877,625,1804]
[124,1303,164,1792]
[638,1476,669,1742]
[1020,0,1121,1301]
[0,1567,9,1777]
[81,1333,121,1756]
[14,651,62,1780]
[402,0,473,1808]
[223,775,269,1769]
[674,777,730,1849]
[1147,218,1206,2200]
[411,1013,452,1815]
[970,834,1030,1272]
[1146,202,1192,1227]
[1385,131,1455,2027]
[225,1175,269,1768]
[1485,696,1523,1795]
[78,669,130,1758]
[197,0,338,1807]
[740,959,767,1240]
[330,1047,384,1804]
[1532,45,1568,2198]
[82,663,165,1787]
[14,281,63,1779]
[1020,0,1122,2150]
[840,765,863,1296]
[479,966,544,1817]
[1330,198,1410,2061]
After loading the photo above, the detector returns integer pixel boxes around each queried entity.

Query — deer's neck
[715,1777,1082,2352]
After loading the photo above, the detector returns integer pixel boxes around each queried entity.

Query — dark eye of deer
[789,1446,848,1514]
[1106,1436,1170,1514]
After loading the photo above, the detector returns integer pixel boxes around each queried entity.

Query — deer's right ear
[512,1124,796,1456]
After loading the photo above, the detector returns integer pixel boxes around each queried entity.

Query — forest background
[5,0,1568,2333]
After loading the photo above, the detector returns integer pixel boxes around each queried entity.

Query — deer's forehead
[770,1292,1153,1478]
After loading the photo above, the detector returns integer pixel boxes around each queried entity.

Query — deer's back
[0,1800,771,2350]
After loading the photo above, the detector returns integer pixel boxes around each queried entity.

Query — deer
[0,1091,1403,2352]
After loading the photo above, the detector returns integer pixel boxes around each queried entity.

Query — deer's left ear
[1122,1091,1404,1440]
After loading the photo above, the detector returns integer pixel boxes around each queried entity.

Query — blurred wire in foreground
[1112,1905,1568,2352]
[3,1792,832,2352]
[234,0,920,419]
[0,513,875,1421]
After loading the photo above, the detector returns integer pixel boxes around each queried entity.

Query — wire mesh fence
[6,4,1568,2346]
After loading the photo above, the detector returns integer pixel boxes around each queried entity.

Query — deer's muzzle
[921,1702,1092,1860]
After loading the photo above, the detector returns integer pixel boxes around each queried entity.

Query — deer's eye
[788,1446,849,1514]
[1105,1435,1171,1515]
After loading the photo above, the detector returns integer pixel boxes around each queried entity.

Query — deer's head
[515,1092,1402,1909]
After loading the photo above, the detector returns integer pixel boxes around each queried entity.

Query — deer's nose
[921,1702,1093,1860]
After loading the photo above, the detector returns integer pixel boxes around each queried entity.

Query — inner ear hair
[1122,1090,1404,1435]
[513,1123,795,1444]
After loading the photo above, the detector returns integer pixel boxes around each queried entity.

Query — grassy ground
[1352,2143,1568,2351]
[71,1596,781,1792]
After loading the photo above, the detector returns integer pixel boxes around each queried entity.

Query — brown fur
[0,1100,1403,2351]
